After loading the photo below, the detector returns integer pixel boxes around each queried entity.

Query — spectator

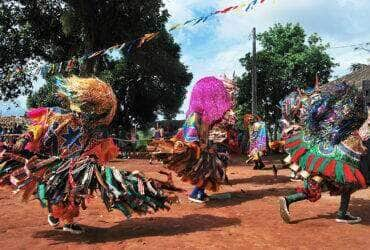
[154,123,164,140]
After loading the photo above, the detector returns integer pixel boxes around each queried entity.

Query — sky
[1,0,370,118]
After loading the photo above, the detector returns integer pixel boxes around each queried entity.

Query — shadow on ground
[228,174,291,185]
[33,214,241,244]
[206,187,294,208]
[289,198,370,226]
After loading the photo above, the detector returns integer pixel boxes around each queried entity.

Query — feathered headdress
[55,75,117,126]
[186,76,233,125]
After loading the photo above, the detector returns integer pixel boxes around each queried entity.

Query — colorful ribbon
[168,0,268,32]
[32,0,270,79]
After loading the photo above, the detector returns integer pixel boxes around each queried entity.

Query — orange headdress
[56,76,117,126]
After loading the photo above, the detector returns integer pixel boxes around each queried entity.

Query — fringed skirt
[0,151,170,222]
[285,132,366,200]
[161,142,228,192]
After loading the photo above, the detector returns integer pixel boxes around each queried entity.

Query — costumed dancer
[278,81,368,224]
[244,114,267,169]
[279,88,312,180]
[359,121,370,183]
[0,76,171,234]
[149,76,236,203]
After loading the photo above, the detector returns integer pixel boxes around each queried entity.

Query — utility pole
[251,27,257,115]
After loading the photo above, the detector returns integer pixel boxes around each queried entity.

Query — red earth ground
[1,155,370,249]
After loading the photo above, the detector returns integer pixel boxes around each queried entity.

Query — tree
[27,78,62,109]
[0,1,192,128]
[237,23,336,138]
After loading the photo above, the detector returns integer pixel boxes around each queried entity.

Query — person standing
[129,127,137,158]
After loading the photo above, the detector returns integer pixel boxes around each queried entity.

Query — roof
[332,65,370,89]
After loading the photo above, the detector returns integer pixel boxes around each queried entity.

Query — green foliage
[237,23,337,133]
[1,0,192,128]
[27,77,66,109]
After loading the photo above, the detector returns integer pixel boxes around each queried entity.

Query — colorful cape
[281,81,368,193]
[249,121,267,155]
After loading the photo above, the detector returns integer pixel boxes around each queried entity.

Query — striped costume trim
[285,135,366,189]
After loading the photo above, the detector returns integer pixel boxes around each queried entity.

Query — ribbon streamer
[23,0,272,80]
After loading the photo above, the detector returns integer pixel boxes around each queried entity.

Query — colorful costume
[149,76,236,202]
[279,82,368,224]
[244,114,267,169]
[0,76,170,233]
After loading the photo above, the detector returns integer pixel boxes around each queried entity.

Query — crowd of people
[0,116,26,135]
[0,116,27,146]
[113,124,170,159]
[112,121,267,161]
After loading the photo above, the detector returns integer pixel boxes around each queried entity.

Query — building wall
[363,80,370,106]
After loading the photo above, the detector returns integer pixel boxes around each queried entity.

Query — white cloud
[3,0,370,119]
[0,76,46,116]
[164,0,370,120]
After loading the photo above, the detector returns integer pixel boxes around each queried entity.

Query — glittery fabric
[248,121,267,154]
[186,76,232,125]
[282,82,368,195]
[306,82,367,145]
[281,82,368,161]
[183,113,200,142]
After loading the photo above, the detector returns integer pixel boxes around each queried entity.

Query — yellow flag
[137,32,160,48]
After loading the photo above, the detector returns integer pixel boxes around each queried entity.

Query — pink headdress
[186,76,233,125]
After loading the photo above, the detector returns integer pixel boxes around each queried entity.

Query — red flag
[216,5,238,14]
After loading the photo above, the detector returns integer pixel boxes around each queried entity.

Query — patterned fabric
[296,179,322,202]
[248,121,267,154]
[183,113,200,142]
[151,76,236,192]
[281,82,368,197]
[0,77,170,224]
[285,132,366,190]
[0,108,170,223]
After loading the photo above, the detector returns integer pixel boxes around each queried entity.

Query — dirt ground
[1,155,370,249]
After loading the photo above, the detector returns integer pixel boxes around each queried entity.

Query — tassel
[146,181,158,195]
[300,170,310,179]
[10,175,19,186]
[290,163,300,172]
[37,183,47,207]
[284,155,292,164]
[137,177,145,195]
[22,180,37,202]
[94,168,108,190]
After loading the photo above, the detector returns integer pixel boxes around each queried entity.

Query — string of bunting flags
[9,0,270,80]
[168,0,268,32]
[35,31,160,78]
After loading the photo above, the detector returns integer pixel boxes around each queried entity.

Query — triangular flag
[137,32,159,48]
